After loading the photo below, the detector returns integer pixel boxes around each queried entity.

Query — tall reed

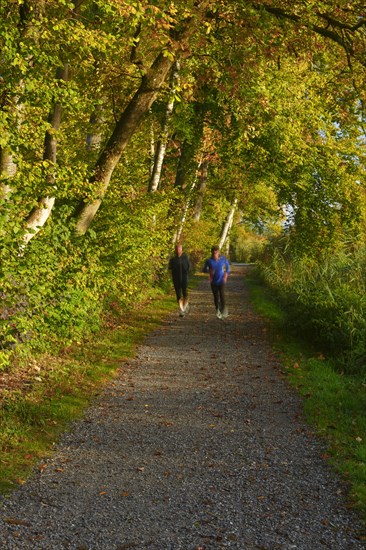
[257,242,366,373]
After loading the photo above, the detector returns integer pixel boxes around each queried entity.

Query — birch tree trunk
[192,159,208,222]
[86,104,105,151]
[174,102,205,189]
[219,198,238,251]
[75,52,175,235]
[23,65,69,245]
[1,0,45,200]
[0,150,16,199]
[150,118,156,176]
[174,141,189,189]
[173,155,202,244]
[148,61,180,193]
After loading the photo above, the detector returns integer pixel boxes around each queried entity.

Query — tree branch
[252,3,366,67]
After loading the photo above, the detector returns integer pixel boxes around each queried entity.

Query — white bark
[86,103,106,151]
[75,51,176,236]
[173,155,202,244]
[148,61,180,193]
[0,149,17,199]
[23,64,69,245]
[192,159,208,222]
[219,198,238,251]
[23,197,56,245]
[1,2,46,201]
[150,119,155,176]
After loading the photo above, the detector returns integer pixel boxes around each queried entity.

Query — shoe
[183,302,190,314]
[221,308,228,318]
[179,308,185,317]
[216,309,222,319]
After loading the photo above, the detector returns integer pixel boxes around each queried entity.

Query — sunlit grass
[246,271,366,525]
[0,285,182,495]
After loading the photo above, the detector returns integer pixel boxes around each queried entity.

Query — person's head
[175,243,183,256]
[211,245,220,259]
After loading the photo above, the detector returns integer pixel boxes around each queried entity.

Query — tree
[1,0,366,362]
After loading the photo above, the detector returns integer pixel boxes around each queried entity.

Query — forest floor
[0,265,365,549]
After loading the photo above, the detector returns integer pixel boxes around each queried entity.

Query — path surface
[0,265,364,549]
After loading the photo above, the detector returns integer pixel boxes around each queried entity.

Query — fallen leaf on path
[5,517,31,526]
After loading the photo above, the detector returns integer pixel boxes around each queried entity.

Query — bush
[257,242,366,372]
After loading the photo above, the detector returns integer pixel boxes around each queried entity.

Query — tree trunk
[149,119,155,176]
[192,159,208,221]
[174,102,206,189]
[219,198,237,251]
[148,61,180,193]
[23,65,69,245]
[75,52,175,235]
[0,149,16,199]
[173,155,202,244]
[1,0,46,200]
[86,102,106,151]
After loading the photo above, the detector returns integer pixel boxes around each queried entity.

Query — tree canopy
[1,0,365,360]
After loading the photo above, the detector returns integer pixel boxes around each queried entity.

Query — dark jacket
[169,253,191,283]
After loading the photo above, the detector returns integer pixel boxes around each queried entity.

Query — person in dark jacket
[169,243,191,316]
[203,245,230,319]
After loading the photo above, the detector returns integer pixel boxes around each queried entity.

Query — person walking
[203,245,230,319]
[169,243,191,317]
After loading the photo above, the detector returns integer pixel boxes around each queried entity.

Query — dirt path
[0,265,364,549]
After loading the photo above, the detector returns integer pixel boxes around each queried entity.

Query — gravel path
[0,265,364,549]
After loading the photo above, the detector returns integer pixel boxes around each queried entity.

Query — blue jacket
[203,255,230,285]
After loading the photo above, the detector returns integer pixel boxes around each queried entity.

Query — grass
[246,270,366,528]
[0,285,182,495]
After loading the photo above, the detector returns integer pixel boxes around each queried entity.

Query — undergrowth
[0,285,180,495]
[246,269,366,528]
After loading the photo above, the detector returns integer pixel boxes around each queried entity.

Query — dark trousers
[173,278,188,301]
[211,283,225,311]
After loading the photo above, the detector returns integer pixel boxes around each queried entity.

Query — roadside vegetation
[0,284,180,494]
[247,262,366,525]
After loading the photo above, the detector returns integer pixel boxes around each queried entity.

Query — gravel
[0,265,364,549]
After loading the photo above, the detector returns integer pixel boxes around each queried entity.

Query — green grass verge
[0,284,186,495]
[246,270,366,527]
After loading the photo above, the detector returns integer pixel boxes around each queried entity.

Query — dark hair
[211,245,219,254]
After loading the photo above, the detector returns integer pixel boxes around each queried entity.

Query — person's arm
[184,254,191,273]
[187,255,192,272]
[203,259,214,282]
[223,258,230,282]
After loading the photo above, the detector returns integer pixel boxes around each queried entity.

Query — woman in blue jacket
[203,245,230,319]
